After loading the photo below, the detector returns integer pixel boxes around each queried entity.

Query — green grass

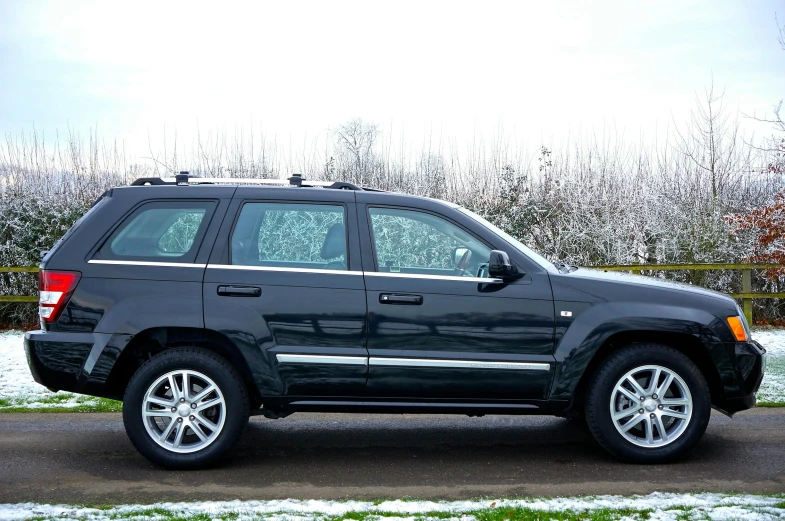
[16,493,785,521]
[0,393,122,413]
[16,504,785,521]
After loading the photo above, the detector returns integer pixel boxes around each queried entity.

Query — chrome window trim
[208,264,363,276]
[369,357,550,371]
[275,354,368,365]
[366,272,503,283]
[88,260,207,268]
[207,265,500,281]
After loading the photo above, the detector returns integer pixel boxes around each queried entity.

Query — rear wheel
[585,343,711,462]
[123,348,249,469]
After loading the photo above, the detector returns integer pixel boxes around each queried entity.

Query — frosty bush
[0,102,783,326]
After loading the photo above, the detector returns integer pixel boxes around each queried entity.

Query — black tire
[123,347,249,469]
[584,343,711,463]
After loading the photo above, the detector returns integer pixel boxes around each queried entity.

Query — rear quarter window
[94,200,216,263]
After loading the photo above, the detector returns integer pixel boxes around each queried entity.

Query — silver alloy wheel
[141,369,226,454]
[609,364,693,448]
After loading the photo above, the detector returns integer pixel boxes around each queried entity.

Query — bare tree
[672,82,748,203]
[332,119,378,186]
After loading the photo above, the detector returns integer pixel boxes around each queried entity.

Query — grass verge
[0,394,122,413]
[13,497,785,521]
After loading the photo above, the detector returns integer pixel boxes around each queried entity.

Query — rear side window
[231,202,347,270]
[96,201,215,262]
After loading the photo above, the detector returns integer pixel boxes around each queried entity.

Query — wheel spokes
[625,376,647,398]
[182,371,192,401]
[653,415,668,442]
[146,396,175,409]
[661,408,689,420]
[620,413,646,432]
[660,397,689,406]
[191,421,209,442]
[158,418,177,443]
[613,405,639,421]
[609,364,693,448]
[647,368,662,394]
[616,386,640,404]
[644,417,654,444]
[172,421,186,448]
[142,369,226,453]
[656,373,674,397]
[194,397,222,413]
[191,384,216,404]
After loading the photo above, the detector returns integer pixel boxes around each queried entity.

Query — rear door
[203,188,368,397]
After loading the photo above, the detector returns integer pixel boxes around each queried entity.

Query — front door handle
[380,293,423,305]
[217,285,262,297]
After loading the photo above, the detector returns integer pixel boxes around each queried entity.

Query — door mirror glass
[488,250,521,279]
[453,247,470,267]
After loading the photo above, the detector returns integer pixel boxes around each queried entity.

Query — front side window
[98,201,214,262]
[231,203,347,270]
[369,207,492,277]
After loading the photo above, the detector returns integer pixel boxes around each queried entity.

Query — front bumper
[714,339,766,415]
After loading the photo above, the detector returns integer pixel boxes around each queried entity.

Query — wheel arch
[104,327,261,406]
[561,330,724,416]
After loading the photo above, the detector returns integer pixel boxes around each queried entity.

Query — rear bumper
[24,330,94,393]
[24,330,127,398]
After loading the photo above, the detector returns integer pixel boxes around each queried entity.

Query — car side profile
[25,174,766,468]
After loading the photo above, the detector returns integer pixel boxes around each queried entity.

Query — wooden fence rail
[2,263,784,323]
[592,263,785,324]
[0,266,39,303]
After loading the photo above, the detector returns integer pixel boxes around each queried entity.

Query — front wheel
[123,347,249,469]
[585,343,711,463]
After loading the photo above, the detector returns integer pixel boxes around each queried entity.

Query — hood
[563,267,737,305]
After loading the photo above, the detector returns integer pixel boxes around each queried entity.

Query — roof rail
[130,172,365,191]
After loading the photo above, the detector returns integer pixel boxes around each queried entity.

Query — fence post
[632,261,641,275]
[741,269,753,325]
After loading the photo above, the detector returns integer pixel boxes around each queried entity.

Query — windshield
[457,207,554,270]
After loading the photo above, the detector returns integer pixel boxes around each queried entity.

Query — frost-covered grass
[1,493,785,521]
[0,331,121,412]
[750,328,785,406]
[1,328,784,412]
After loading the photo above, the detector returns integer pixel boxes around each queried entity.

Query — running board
[259,400,556,416]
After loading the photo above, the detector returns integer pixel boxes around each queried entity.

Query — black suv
[25,174,766,468]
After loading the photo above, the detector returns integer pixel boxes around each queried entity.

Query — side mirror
[453,247,470,266]
[488,250,522,279]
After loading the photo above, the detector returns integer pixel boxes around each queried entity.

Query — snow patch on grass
[0,493,784,521]
[751,329,785,404]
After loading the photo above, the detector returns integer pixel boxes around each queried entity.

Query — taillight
[39,270,81,324]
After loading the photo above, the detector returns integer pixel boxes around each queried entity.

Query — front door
[359,203,555,401]
[204,191,368,398]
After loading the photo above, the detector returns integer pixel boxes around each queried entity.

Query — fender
[549,301,733,401]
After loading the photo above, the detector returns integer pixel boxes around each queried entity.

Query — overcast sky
[1,0,783,160]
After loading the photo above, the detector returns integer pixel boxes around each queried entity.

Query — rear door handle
[217,285,262,297]
[380,293,423,305]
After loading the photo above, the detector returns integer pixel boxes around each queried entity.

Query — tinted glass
[369,207,492,277]
[231,203,347,270]
[99,201,214,261]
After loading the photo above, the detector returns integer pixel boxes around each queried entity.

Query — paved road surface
[1,409,783,503]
